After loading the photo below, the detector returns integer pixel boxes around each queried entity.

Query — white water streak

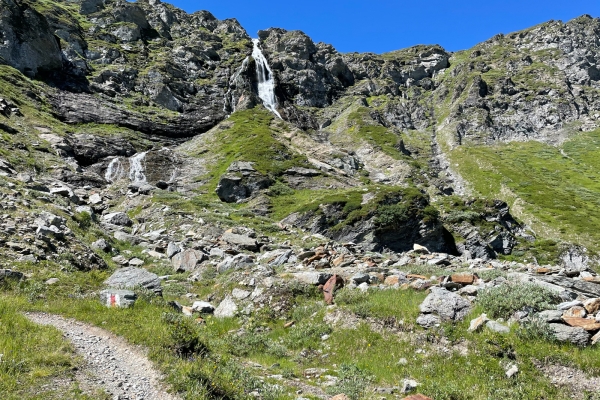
[104,158,124,182]
[252,39,281,119]
[128,152,147,183]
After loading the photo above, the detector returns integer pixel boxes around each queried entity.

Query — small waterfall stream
[128,152,148,183]
[252,39,282,119]
[104,157,124,182]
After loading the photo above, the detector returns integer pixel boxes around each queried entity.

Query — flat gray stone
[416,313,441,328]
[104,267,161,292]
[221,231,258,251]
[557,300,583,310]
[216,254,254,273]
[550,323,590,346]
[537,310,564,323]
[292,271,332,285]
[352,272,371,284]
[114,231,139,244]
[486,320,510,334]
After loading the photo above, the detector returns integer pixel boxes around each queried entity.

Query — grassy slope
[449,128,600,250]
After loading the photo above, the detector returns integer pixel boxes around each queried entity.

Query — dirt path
[25,312,179,400]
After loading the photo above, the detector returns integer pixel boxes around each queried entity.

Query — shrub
[282,321,332,350]
[476,283,560,319]
[73,211,92,229]
[325,363,373,400]
[162,312,208,358]
[444,210,481,223]
[516,315,556,341]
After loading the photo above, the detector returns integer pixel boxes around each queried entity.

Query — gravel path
[25,312,179,400]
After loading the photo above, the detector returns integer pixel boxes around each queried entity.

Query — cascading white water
[129,152,147,183]
[104,157,124,182]
[252,39,282,119]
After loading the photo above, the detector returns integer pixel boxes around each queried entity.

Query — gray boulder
[292,271,332,285]
[103,212,133,227]
[104,267,161,292]
[91,238,112,252]
[214,296,238,318]
[0,269,24,281]
[417,287,472,328]
[36,225,64,241]
[171,249,206,272]
[215,162,272,203]
[166,242,182,259]
[549,323,590,346]
[221,231,259,251]
[217,254,255,273]
[537,310,564,323]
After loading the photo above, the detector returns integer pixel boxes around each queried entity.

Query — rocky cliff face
[0,0,599,262]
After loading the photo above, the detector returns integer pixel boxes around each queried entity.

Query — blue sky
[166,0,600,54]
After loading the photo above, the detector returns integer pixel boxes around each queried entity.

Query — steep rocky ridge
[1,0,599,258]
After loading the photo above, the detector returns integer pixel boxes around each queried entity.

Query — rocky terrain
[1,0,600,399]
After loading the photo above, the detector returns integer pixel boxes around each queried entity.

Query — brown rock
[563,306,587,319]
[583,276,600,284]
[323,274,344,305]
[535,268,550,274]
[562,317,600,331]
[407,274,428,280]
[384,275,400,285]
[332,255,345,267]
[451,274,475,285]
[583,298,600,314]
[592,331,600,345]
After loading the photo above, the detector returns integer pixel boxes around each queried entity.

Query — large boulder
[103,212,133,227]
[417,287,472,328]
[104,267,161,293]
[216,162,272,203]
[171,249,206,272]
[549,323,590,346]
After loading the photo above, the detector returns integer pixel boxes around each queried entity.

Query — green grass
[335,286,427,321]
[450,128,600,250]
[347,107,403,160]
[0,297,96,400]
[196,109,310,191]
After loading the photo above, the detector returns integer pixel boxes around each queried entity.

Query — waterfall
[129,152,147,183]
[252,39,282,119]
[105,157,124,182]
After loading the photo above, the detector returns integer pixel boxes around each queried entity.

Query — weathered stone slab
[99,289,137,308]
